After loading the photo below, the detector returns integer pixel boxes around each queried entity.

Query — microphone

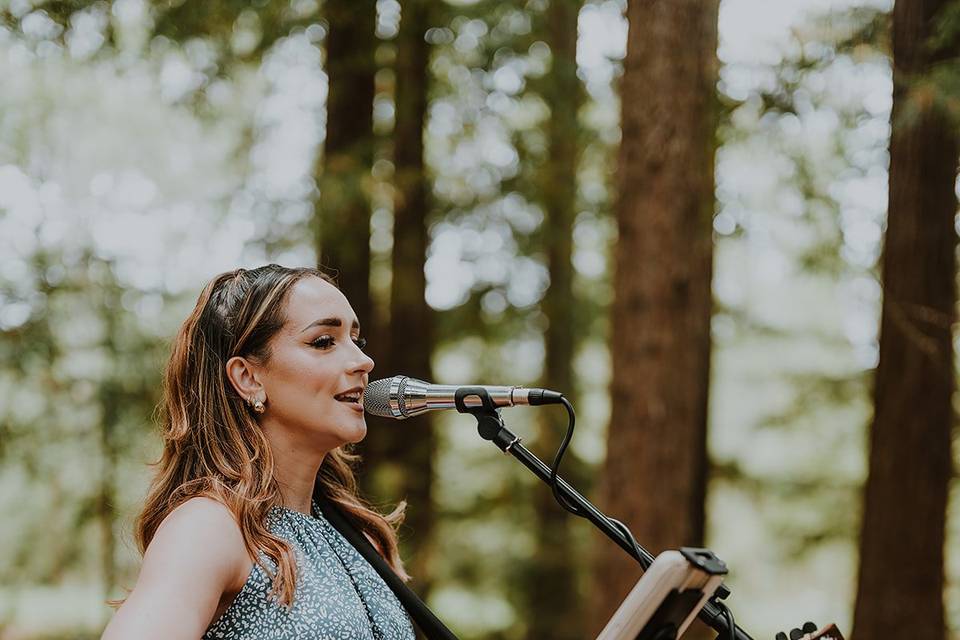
[363,375,563,419]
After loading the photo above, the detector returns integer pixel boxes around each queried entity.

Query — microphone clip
[454,387,521,453]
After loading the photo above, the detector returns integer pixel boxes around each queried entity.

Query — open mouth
[334,388,363,405]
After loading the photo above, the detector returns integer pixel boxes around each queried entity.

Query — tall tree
[524,0,586,638]
[851,2,958,639]
[96,273,122,597]
[315,0,377,328]
[592,0,719,634]
[360,0,438,591]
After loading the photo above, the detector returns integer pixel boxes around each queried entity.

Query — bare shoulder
[101,497,250,639]
[159,495,243,537]
[146,496,248,582]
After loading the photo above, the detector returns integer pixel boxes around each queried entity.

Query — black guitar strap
[314,494,459,640]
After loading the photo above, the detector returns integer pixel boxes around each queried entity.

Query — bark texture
[315,0,377,328]
[360,0,438,592]
[525,0,586,638]
[851,2,958,639]
[592,0,719,634]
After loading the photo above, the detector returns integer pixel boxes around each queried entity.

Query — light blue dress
[203,501,416,640]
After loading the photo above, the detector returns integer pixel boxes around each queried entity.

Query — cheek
[297,356,343,394]
[266,354,332,396]
[262,346,351,405]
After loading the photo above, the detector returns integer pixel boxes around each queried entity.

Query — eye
[310,335,335,350]
[353,337,367,350]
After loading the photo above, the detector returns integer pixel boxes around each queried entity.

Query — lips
[334,387,364,405]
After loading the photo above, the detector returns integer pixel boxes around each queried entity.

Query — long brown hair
[135,264,407,607]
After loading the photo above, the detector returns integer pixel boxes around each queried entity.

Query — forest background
[0,0,958,639]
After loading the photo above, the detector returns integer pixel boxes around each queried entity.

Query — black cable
[719,600,736,640]
[549,397,586,516]
[607,516,646,565]
[546,398,741,640]
[548,398,649,565]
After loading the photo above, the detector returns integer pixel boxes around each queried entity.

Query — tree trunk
[360,0,437,591]
[98,382,118,596]
[525,1,585,638]
[315,0,377,328]
[851,3,957,639]
[592,0,718,634]
[96,263,123,597]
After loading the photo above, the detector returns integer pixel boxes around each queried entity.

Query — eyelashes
[310,336,334,349]
[310,335,367,351]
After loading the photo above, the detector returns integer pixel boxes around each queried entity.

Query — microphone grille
[363,378,396,418]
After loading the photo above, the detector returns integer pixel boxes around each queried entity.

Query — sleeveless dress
[203,501,416,640]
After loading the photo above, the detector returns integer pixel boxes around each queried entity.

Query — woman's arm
[101,497,250,640]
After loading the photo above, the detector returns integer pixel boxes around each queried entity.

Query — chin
[344,421,368,444]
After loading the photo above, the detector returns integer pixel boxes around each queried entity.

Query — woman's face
[256,276,374,449]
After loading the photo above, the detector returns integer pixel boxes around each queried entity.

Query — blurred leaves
[2,0,959,638]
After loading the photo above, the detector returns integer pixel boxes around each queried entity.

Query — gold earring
[253,399,265,414]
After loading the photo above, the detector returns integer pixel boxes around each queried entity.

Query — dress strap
[313,495,460,640]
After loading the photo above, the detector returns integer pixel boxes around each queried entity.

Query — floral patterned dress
[203,501,415,640]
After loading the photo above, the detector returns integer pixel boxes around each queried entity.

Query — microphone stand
[452,387,754,640]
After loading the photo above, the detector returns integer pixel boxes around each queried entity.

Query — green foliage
[0,253,166,588]
[930,0,960,53]
[4,0,959,638]
[150,0,320,62]
[1,0,112,43]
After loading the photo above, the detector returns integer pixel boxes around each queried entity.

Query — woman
[102,264,415,639]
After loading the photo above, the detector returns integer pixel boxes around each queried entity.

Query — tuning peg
[789,629,804,640]
[775,633,788,640]
[802,622,817,634]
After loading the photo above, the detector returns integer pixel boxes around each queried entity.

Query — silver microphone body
[363,376,555,419]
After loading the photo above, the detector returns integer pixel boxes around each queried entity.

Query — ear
[225,355,265,403]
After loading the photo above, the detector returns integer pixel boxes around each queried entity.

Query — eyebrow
[300,317,360,333]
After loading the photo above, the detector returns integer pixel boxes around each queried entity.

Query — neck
[260,417,334,515]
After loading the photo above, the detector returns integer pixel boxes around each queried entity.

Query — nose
[349,342,374,375]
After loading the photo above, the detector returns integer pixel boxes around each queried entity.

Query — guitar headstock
[775,622,844,640]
